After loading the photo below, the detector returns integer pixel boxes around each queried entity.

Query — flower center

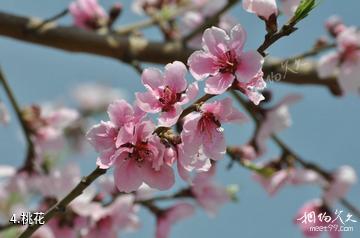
[158,86,181,112]
[218,50,238,74]
[198,112,222,139]
[129,141,153,163]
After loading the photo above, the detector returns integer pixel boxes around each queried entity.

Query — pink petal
[229,24,246,51]
[158,103,183,127]
[202,130,226,160]
[96,148,116,169]
[338,60,360,93]
[236,51,264,83]
[134,121,155,142]
[141,68,164,91]
[164,61,188,93]
[135,91,161,113]
[86,121,117,152]
[254,170,289,196]
[205,73,235,94]
[317,52,339,78]
[114,159,143,193]
[107,100,134,127]
[188,51,218,80]
[242,0,278,20]
[202,26,229,57]
[142,163,175,190]
[181,113,202,158]
[180,82,199,104]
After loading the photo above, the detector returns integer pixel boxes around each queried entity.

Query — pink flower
[0,101,10,125]
[34,163,81,199]
[253,169,292,196]
[69,0,108,30]
[235,70,267,105]
[324,165,357,206]
[236,144,257,161]
[29,105,79,157]
[255,94,302,153]
[317,27,360,94]
[188,24,264,101]
[156,203,195,238]
[83,195,139,238]
[325,15,346,37]
[280,0,301,18]
[191,167,230,216]
[113,120,175,192]
[254,167,322,196]
[177,146,211,182]
[294,199,340,238]
[136,61,198,127]
[242,0,278,20]
[87,100,145,169]
[180,98,246,168]
[87,100,174,192]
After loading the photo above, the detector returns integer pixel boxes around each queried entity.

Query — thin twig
[0,68,35,172]
[33,8,69,31]
[285,43,336,63]
[257,23,298,57]
[114,4,197,35]
[18,167,107,238]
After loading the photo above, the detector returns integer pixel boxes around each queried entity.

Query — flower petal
[188,51,218,80]
[202,26,229,57]
[164,61,188,93]
[204,73,235,94]
[114,159,143,193]
[142,163,175,190]
[135,92,161,113]
[141,68,164,91]
[236,51,264,83]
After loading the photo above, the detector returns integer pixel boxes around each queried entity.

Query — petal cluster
[188,24,265,104]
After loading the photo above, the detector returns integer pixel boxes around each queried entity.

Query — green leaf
[290,0,321,25]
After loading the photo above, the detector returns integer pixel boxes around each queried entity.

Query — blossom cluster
[318,16,360,94]
[86,23,265,194]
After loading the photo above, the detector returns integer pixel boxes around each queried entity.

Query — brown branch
[114,4,199,35]
[0,11,192,64]
[0,11,340,93]
[0,68,35,172]
[18,167,107,238]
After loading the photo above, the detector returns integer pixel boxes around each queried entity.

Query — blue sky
[0,0,359,237]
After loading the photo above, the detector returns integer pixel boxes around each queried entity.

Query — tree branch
[0,68,35,172]
[0,11,340,93]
